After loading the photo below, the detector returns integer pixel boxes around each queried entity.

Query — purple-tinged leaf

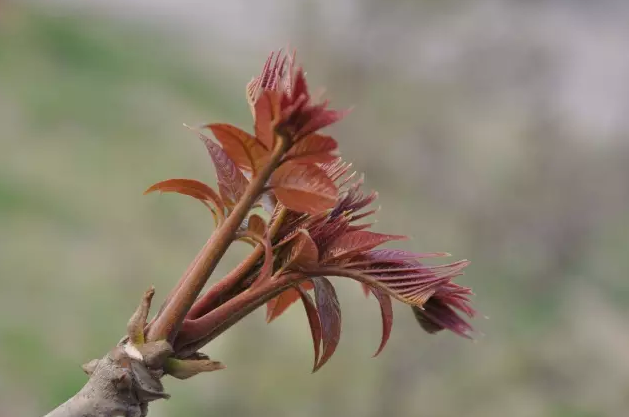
[207,123,268,174]
[370,288,393,357]
[312,277,341,372]
[323,231,407,262]
[412,295,474,339]
[285,229,319,270]
[199,133,249,209]
[297,285,322,371]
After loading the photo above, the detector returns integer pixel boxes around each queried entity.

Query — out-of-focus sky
[3,1,629,416]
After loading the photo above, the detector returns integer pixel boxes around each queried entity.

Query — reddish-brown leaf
[312,277,341,372]
[247,214,267,236]
[323,231,407,262]
[266,288,301,323]
[270,162,338,215]
[144,178,224,211]
[369,288,393,357]
[199,133,249,208]
[344,249,450,268]
[298,105,350,139]
[285,229,319,270]
[285,134,339,165]
[254,90,281,150]
[297,285,322,371]
[237,230,274,284]
[266,281,314,322]
[207,123,268,174]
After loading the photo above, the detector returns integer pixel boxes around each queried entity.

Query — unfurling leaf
[285,229,319,270]
[285,134,339,165]
[207,123,268,174]
[247,214,267,236]
[266,281,314,322]
[323,231,407,262]
[412,305,442,334]
[199,133,249,208]
[270,162,338,214]
[312,277,341,372]
[144,178,224,212]
[297,286,322,371]
[237,231,274,284]
[369,288,393,357]
[411,291,474,338]
[254,90,281,150]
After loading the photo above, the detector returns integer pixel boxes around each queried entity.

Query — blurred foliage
[1,2,629,417]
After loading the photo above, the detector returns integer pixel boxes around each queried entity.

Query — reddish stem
[175,272,303,357]
[146,136,290,343]
[185,206,289,321]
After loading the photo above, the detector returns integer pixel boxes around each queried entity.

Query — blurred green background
[2,1,629,416]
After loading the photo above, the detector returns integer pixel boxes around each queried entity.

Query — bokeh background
[2,1,629,416]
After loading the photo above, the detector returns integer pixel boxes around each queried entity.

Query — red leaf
[312,277,341,372]
[285,134,339,165]
[323,231,407,262]
[270,162,338,215]
[254,90,281,150]
[299,106,350,139]
[144,178,224,211]
[199,134,249,208]
[297,285,322,371]
[266,281,314,322]
[207,123,268,174]
[369,288,393,357]
[285,229,319,270]
[291,68,309,104]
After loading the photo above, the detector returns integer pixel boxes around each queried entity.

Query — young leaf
[270,162,338,215]
[412,305,442,334]
[285,229,319,270]
[199,133,249,208]
[369,288,393,357]
[285,134,339,165]
[323,231,407,262]
[312,277,341,372]
[237,231,274,284]
[144,178,224,212]
[248,214,267,236]
[297,285,322,371]
[344,249,450,268]
[207,123,268,174]
[254,90,281,150]
[266,281,314,322]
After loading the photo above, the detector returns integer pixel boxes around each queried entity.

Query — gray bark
[44,344,171,417]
